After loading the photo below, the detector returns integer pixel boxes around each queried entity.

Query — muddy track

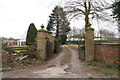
[2,45,118,78]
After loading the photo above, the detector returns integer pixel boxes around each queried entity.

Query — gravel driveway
[2,45,118,78]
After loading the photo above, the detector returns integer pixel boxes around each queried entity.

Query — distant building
[17,38,26,45]
[3,40,17,46]
[17,31,27,45]
[67,38,82,41]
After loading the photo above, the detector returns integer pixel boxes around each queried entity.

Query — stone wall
[94,44,120,63]
[79,28,119,63]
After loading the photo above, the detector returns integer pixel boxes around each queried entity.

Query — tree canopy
[112,1,120,32]
[64,0,111,29]
[46,6,71,39]
[112,1,120,21]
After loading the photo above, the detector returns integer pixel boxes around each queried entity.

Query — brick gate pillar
[37,24,47,61]
[85,28,94,61]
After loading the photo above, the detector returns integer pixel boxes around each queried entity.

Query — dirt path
[2,46,68,78]
[2,45,118,78]
[64,47,116,78]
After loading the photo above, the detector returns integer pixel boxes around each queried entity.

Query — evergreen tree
[26,23,37,45]
[112,1,120,21]
[112,1,120,32]
[46,6,70,39]
[46,16,55,34]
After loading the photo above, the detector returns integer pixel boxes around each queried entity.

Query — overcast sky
[0,0,118,39]
[0,0,64,39]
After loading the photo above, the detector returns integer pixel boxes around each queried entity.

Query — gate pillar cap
[38,24,47,32]
[85,27,94,31]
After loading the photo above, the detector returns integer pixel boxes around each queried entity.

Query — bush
[3,46,13,55]
[46,38,53,60]
[87,61,97,66]
[106,63,115,69]
[60,34,67,45]
[114,59,120,70]
[106,61,119,69]
[78,45,85,51]
[28,45,37,58]
[26,23,37,45]
[2,51,13,64]
[54,39,60,53]
[94,59,103,63]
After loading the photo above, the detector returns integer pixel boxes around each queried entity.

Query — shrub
[28,45,37,58]
[114,59,120,70]
[87,61,97,66]
[3,46,13,55]
[106,61,119,69]
[60,34,67,45]
[46,38,53,60]
[26,23,37,45]
[2,51,13,67]
[94,59,103,63]
[54,39,60,53]
[106,63,115,69]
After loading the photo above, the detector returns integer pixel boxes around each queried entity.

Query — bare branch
[68,13,83,22]
[64,0,113,28]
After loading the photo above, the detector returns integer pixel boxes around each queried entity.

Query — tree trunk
[84,1,91,29]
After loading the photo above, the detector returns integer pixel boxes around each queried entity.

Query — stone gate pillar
[37,24,47,61]
[85,28,94,61]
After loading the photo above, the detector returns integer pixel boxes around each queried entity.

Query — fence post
[85,28,94,61]
[37,24,47,61]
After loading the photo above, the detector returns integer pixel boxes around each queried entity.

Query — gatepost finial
[41,24,44,29]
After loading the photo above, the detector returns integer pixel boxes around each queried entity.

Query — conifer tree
[112,1,120,21]
[46,6,70,39]
[112,1,120,32]
[26,23,37,45]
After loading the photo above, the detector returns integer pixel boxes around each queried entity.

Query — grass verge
[96,43,120,45]
[85,61,119,75]
[94,67,118,74]
[14,50,27,53]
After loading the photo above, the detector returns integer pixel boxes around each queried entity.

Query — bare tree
[68,27,84,41]
[98,29,115,41]
[64,0,112,29]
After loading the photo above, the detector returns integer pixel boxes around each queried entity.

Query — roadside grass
[85,61,119,75]
[61,53,72,65]
[96,43,120,45]
[10,45,28,47]
[14,50,27,53]
[68,44,78,48]
[94,67,118,74]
